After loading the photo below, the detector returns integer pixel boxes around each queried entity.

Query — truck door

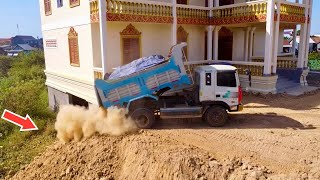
[199,71,215,102]
[214,70,238,107]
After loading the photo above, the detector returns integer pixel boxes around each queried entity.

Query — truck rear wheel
[204,106,228,127]
[130,108,155,129]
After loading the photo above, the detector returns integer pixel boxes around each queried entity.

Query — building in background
[7,44,37,57]
[39,0,313,109]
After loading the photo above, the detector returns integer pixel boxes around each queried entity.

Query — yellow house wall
[232,29,245,61]
[105,22,172,72]
[253,27,285,57]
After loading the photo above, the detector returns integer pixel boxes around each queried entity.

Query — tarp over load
[108,55,166,80]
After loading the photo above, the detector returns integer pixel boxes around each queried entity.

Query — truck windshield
[217,71,236,87]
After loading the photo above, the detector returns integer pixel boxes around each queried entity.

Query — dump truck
[95,43,243,128]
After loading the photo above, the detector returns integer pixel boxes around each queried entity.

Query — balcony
[90,0,307,25]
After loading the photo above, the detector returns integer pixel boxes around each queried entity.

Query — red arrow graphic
[1,109,38,131]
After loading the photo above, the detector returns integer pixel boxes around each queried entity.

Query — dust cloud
[55,105,137,143]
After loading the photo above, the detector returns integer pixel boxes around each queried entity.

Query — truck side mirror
[245,69,251,76]
[245,69,252,87]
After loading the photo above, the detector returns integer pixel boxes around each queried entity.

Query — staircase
[276,75,300,93]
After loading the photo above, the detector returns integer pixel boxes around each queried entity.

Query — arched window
[68,27,80,66]
[44,0,52,16]
[120,24,141,65]
[177,26,189,58]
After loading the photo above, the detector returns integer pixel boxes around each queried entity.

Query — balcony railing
[93,67,103,79]
[185,60,264,76]
[106,0,173,17]
[90,0,306,24]
[212,1,267,18]
[176,5,210,19]
[252,57,298,70]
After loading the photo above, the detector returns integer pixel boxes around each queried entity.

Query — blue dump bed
[95,43,191,108]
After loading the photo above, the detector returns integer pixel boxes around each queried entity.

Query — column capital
[206,26,215,32]
[214,26,222,32]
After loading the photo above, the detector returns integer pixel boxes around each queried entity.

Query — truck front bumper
[238,104,244,111]
[230,104,244,112]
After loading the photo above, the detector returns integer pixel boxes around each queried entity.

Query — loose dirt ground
[10,91,320,180]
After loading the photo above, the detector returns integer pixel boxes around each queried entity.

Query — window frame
[216,70,237,88]
[120,24,142,65]
[68,27,80,67]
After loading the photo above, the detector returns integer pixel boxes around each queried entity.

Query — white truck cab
[194,65,243,112]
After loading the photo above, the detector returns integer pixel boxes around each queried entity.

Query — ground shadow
[153,113,315,130]
[242,89,320,111]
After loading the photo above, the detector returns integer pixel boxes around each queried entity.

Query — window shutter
[44,0,52,16]
[123,38,140,65]
[68,27,80,66]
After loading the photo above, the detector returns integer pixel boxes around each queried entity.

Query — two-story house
[39,0,313,109]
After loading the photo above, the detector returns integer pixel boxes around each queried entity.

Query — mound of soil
[10,131,273,180]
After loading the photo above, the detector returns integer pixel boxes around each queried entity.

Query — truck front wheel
[204,106,228,127]
[130,108,155,129]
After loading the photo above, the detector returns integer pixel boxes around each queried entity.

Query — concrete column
[99,0,108,75]
[298,0,309,68]
[207,27,214,60]
[292,27,297,56]
[249,27,256,61]
[206,0,214,60]
[244,27,251,62]
[172,0,177,45]
[272,1,281,74]
[214,0,219,7]
[304,0,313,68]
[263,0,275,76]
[213,26,221,61]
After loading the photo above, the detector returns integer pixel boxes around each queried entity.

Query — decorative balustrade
[185,60,264,76]
[280,3,305,16]
[176,5,210,19]
[93,67,103,79]
[90,0,306,24]
[277,58,297,69]
[212,1,267,18]
[106,0,173,17]
[252,57,298,70]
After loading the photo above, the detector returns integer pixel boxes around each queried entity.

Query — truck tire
[204,106,228,127]
[130,108,155,129]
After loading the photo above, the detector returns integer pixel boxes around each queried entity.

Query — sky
[0,0,319,38]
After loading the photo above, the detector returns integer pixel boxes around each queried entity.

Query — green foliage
[308,52,320,71]
[0,56,13,78]
[0,51,57,178]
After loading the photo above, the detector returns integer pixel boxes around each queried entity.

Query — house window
[44,0,52,16]
[70,0,80,8]
[177,0,188,5]
[57,0,63,7]
[120,24,141,65]
[177,26,188,58]
[68,27,80,66]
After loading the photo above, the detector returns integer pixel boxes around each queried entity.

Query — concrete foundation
[48,86,71,111]
[239,75,278,94]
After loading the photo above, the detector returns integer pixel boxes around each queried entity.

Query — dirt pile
[55,105,137,143]
[10,132,274,180]
[8,92,320,179]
